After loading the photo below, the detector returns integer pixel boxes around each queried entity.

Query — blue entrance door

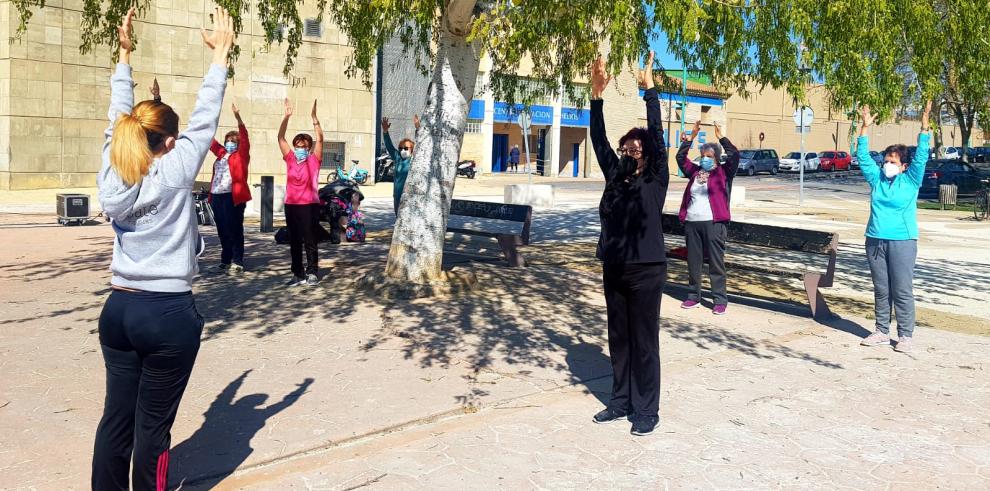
[572,143,580,177]
[492,134,509,172]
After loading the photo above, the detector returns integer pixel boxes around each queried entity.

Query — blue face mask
[293,148,309,161]
[700,157,716,171]
[224,142,238,153]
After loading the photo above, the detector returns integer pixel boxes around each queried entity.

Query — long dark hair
[618,127,661,176]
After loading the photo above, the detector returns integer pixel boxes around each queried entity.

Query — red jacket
[209,124,252,205]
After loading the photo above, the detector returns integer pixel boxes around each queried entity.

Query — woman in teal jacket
[381,114,420,214]
[856,102,931,353]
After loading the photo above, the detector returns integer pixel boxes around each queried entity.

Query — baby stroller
[318,179,366,243]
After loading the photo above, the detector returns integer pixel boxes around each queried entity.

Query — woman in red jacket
[208,102,252,274]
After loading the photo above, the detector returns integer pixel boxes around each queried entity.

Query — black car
[920,159,989,197]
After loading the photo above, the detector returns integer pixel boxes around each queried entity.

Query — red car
[819,151,852,171]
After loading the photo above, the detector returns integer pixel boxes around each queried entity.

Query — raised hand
[381,117,391,133]
[150,77,160,100]
[231,101,239,115]
[859,105,876,128]
[283,98,293,118]
[201,7,235,64]
[920,100,932,131]
[590,56,612,99]
[413,114,421,130]
[311,99,319,124]
[637,51,656,90]
[117,7,136,62]
[690,120,702,140]
[713,122,723,139]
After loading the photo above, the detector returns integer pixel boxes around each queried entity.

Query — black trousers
[284,203,319,277]
[211,193,246,266]
[602,262,667,419]
[685,220,728,305]
[93,290,204,491]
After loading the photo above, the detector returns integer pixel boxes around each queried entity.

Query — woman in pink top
[277,98,324,286]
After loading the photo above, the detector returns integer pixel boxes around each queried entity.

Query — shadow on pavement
[169,370,314,490]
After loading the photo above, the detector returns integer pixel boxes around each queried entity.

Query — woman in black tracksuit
[588,53,669,436]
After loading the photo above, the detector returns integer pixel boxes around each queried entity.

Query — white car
[942,147,962,159]
[779,151,821,172]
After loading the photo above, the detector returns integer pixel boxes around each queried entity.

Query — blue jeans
[865,238,917,337]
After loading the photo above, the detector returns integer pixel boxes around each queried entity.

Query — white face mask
[883,163,901,179]
[400,149,411,159]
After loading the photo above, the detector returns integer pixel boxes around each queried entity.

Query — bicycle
[975,178,990,221]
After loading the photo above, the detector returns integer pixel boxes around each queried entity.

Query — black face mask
[615,155,639,181]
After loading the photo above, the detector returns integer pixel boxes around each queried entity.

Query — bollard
[261,175,274,233]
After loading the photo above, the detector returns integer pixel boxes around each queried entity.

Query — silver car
[738,149,781,176]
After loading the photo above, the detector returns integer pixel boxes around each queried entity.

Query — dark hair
[292,133,314,149]
[618,127,661,174]
[224,130,239,143]
[884,144,908,163]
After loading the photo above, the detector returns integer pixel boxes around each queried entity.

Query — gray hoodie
[98,63,227,292]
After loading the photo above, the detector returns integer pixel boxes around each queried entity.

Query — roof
[654,71,730,100]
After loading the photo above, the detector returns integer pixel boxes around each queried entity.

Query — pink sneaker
[712,304,727,315]
[860,331,891,347]
[893,336,913,353]
[681,299,701,310]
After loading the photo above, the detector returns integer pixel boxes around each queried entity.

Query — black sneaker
[285,276,306,287]
[592,407,628,424]
[630,415,659,436]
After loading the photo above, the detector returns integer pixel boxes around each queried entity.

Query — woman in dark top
[589,52,670,436]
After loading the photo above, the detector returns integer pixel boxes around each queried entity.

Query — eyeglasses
[618,147,643,157]
[400,146,413,151]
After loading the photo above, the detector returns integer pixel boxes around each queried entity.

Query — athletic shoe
[630,416,659,436]
[228,264,244,275]
[592,407,628,424]
[285,276,306,287]
[712,304,727,315]
[211,263,230,274]
[306,274,319,286]
[681,299,701,310]
[860,331,891,347]
[893,336,913,353]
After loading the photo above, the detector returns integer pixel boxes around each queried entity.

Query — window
[768,150,778,158]
[321,142,346,169]
[807,152,818,159]
[785,152,802,159]
[465,121,482,134]
[822,151,836,158]
[304,18,323,38]
[563,84,589,108]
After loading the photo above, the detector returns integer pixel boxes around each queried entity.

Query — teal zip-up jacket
[856,132,929,240]
[383,132,412,208]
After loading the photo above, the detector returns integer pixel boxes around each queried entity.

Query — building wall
[0,0,377,190]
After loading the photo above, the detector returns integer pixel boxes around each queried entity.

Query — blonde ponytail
[109,100,180,186]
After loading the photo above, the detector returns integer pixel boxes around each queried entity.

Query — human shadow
[169,371,314,489]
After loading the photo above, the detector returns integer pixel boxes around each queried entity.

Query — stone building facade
[0,0,378,190]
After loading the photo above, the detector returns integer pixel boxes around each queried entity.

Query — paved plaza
[1,174,988,489]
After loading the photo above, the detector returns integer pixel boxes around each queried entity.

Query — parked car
[920,159,990,197]
[941,146,962,159]
[737,149,780,176]
[779,151,820,172]
[853,150,883,169]
[819,150,852,171]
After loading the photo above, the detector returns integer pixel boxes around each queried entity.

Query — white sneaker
[860,331,891,347]
[227,264,244,275]
[306,274,319,286]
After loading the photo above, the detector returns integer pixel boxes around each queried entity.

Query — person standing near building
[589,51,669,436]
[278,98,324,286]
[93,7,234,489]
[857,102,931,353]
[381,114,420,214]
[676,120,740,315]
[208,102,251,274]
[509,144,521,172]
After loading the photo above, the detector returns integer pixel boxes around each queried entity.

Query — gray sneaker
[306,274,319,286]
[893,336,913,353]
[227,264,244,275]
[860,331,891,347]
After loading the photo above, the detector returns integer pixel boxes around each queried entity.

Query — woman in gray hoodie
[92,8,234,490]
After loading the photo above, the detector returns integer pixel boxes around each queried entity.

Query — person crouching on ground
[589,51,670,436]
[856,101,931,353]
[93,8,234,489]
[381,114,420,214]
[676,120,740,315]
[277,98,324,287]
[208,102,251,274]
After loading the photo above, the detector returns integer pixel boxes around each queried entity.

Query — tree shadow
[169,370,314,489]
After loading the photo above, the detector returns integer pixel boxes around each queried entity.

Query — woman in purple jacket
[675,120,740,315]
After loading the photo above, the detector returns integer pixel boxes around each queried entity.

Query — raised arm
[715,123,739,178]
[233,101,250,155]
[277,98,292,156]
[589,56,619,179]
[677,120,701,177]
[640,52,668,183]
[905,101,932,187]
[104,8,136,144]
[381,118,399,160]
[857,105,881,188]
[311,100,324,159]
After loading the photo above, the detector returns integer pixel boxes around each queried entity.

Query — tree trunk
[384,2,480,283]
